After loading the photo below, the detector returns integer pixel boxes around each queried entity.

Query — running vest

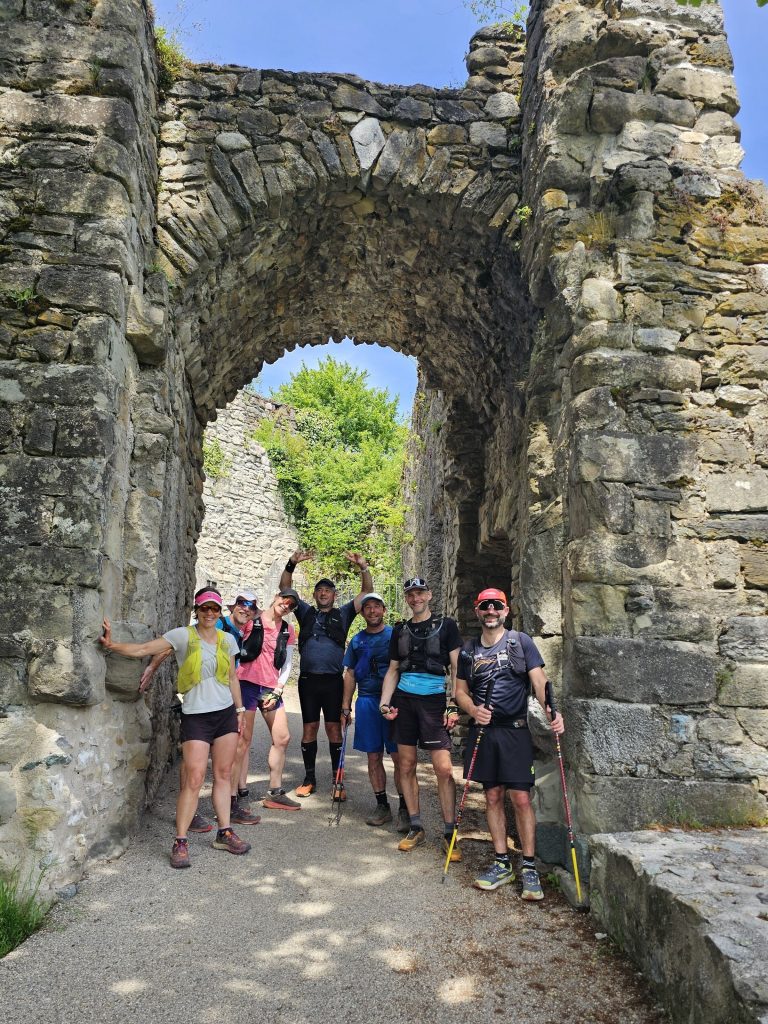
[460,630,528,684]
[397,618,446,676]
[176,627,231,694]
[218,615,243,652]
[239,614,290,667]
[297,606,346,653]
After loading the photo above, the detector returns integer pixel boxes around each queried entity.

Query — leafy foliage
[202,436,231,481]
[154,26,186,91]
[464,1,528,31]
[254,357,409,588]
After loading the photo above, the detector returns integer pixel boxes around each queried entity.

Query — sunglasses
[235,599,257,610]
[404,577,428,591]
[198,603,221,613]
[477,600,506,611]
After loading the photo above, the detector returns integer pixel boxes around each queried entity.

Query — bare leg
[301,721,320,744]
[232,710,256,797]
[262,704,290,790]
[390,751,401,794]
[367,752,386,793]
[397,744,419,816]
[176,740,209,836]
[485,784,508,855]
[324,719,342,744]
[509,788,536,858]
[430,749,457,824]
[210,732,238,829]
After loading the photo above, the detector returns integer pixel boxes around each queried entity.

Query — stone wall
[195,389,300,602]
[1,0,767,888]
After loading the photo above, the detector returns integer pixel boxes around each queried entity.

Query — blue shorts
[240,680,285,713]
[353,695,397,754]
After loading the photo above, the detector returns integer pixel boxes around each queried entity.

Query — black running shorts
[464,723,535,790]
[180,704,238,744]
[298,672,343,723]
[391,691,451,751]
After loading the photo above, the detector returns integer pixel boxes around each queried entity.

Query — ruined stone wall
[195,389,300,602]
[1,0,768,888]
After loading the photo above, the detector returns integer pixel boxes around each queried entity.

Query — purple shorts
[241,680,285,713]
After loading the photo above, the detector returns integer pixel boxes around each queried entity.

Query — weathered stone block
[590,88,696,133]
[350,117,385,171]
[706,471,768,514]
[656,66,738,115]
[572,432,698,486]
[28,642,105,706]
[104,620,153,701]
[484,92,520,120]
[330,83,385,116]
[570,636,715,704]
[719,617,768,663]
[469,120,507,149]
[393,97,432,124]
[38,266,125,324]
[521,526,564,637]
[569,699,676,776]
[35,170,132,218]
[571,349,700,395]
[579,278,623,321]
[718,663,768,708]
[742,548,768,591]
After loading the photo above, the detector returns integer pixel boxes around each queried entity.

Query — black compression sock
[398,794,406,809]
[495,854,511,867]
[301,741,318,778]
[522,857,536,870]
[329,741,342,774]
[375,790,389,807]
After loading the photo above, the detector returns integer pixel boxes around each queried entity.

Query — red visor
[474,588,507,606]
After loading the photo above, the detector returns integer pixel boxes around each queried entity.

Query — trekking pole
[442,678,496,881]
[328,717,350,827]
[545,681,583,904]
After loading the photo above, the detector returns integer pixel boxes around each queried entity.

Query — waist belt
[486,716,527,729]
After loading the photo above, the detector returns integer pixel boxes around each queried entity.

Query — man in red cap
[454,588,564,899]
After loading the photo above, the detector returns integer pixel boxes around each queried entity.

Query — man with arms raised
[454,588,564,898]
[280,549,373,798]
[379,577,462,858]
[341,593,408,830]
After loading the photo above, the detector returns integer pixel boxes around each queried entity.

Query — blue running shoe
[521,866,544,901]
[473,861,515,891]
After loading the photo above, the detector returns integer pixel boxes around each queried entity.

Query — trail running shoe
[263,789,301,810]
[474,861,516,891]
[332,784,347,802]
[188,813,212,833]
[231,803,262,826]
[170,838,191,869]
[212,828,251,855]
[397,828,426,852]
[441,837,463,863]
[295,779,316,797]
[396,806,411,834]
[366,804,393,826]
[521,866,544,901]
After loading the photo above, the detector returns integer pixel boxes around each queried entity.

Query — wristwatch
[236,706,246,713]
[341,707,351,717]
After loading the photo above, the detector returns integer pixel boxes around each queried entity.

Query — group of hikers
[99,548,565,899]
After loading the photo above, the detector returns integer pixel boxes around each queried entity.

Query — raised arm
[280,548,314,591]
[99,618,173,660]
[346,552,373,612]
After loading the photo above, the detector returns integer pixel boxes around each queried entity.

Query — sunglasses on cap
[404,577,428,591]
[477,599,506,611]
[235,598,257,610]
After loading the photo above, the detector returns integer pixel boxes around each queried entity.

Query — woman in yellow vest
[100,587,252,869]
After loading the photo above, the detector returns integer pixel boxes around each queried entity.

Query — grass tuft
[0,866,51,958]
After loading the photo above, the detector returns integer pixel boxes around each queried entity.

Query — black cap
[278,588,300,606]
[314,577,336,590]
[403,576,429,592]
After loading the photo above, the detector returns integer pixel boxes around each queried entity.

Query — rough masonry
[0,0,767,904]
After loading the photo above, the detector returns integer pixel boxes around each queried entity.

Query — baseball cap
[403,577,429,592]
[360,592,386,608]
[314,577,336,590]
[475,588,508,606]
[278,588,300,607]
[228,589,258,610]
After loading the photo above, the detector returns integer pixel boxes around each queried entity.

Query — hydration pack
[239,615,290,668]
[397,618,446,676]
[297,606,346,652]
[460,630,528,688]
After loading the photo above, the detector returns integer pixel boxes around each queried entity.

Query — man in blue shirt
[342,594,408,830]
[280,549,373,797]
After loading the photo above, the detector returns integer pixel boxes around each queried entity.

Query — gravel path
[1,693,667,1024]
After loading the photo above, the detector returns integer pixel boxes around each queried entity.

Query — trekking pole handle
[482,676,497,711]
[544,680,557,717]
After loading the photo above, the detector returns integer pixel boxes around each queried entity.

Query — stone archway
[1,0,767,884]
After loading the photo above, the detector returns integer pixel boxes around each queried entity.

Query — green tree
[254,357,409,589]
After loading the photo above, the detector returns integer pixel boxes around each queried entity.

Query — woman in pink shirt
[234,589,300,811]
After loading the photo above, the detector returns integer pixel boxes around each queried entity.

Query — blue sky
[155,0,767,418]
